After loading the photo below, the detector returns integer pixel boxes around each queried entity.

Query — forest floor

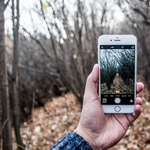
[101,73,134,94]
[12,85,150,150]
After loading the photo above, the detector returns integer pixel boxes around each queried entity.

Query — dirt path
[101,73,134,94]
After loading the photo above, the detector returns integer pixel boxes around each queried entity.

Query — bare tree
[10,0,25,149]
[0,0,12,149]
[117,0,150,91]
[100,50,116,89]
[21,0,113,105]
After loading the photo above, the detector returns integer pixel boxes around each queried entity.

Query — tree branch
[22,27,52,60]
[4,0,10,11]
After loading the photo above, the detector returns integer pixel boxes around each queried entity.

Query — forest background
[0,0,150,149]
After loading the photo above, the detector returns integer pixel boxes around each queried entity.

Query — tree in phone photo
[100,50,117,90]
[100,49,134,94]
[117,50,135,85]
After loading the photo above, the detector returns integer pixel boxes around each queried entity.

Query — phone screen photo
[100,45,135,106]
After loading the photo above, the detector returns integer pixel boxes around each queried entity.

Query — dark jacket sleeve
[48,131,93,150]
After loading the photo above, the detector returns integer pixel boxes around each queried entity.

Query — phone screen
[100,45,135,105]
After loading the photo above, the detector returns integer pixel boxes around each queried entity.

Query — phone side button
[114,106,121,112]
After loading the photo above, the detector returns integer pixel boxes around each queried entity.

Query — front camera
[110,39,112,41]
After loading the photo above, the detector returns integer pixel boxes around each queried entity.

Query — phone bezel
[98,35,137,113]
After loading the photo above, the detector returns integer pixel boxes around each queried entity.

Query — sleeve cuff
[48,131,93,150]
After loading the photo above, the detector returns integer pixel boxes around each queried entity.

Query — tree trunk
[0,85,1,147]
[11,0,25,149]
[0,0,12,150]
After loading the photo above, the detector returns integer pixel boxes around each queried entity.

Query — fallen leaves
[12,87,150,150]
[12,93,81,150]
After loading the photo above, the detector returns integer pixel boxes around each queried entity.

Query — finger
[83,64,99,102]
[132,104,141,120]
[135,97,142,105]
[132,97,142,120]
[92,64,99,83]
[126,97,142,125]
[126,104,141,125]
[136,82,144,94]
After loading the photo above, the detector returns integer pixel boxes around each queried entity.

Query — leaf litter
[12,87,150,150]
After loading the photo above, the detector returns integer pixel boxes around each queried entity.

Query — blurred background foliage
[3,0,150,121]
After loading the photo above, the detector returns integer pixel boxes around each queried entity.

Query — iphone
[98,35,137,113]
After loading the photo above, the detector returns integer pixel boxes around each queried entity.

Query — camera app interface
[100,45,135,105]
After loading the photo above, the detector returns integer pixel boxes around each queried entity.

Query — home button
[114,106,121,112]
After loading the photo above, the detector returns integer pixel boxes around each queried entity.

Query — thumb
[83,64,99,103]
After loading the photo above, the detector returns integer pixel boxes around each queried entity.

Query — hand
[75,64,144,150]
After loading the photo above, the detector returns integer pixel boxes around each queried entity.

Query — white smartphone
[98,35,137,113]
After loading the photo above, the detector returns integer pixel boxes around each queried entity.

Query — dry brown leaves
[12,93,81,150]
[12,88,150,150]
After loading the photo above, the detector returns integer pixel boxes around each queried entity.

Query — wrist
[75,124,103,150]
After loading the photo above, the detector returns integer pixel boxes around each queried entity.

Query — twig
[22,27,52,60]
[16,144,26,150]
[26,92,35,149]
[4,0,11,11]
[62,92,70,127]
[0,119,8,135]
